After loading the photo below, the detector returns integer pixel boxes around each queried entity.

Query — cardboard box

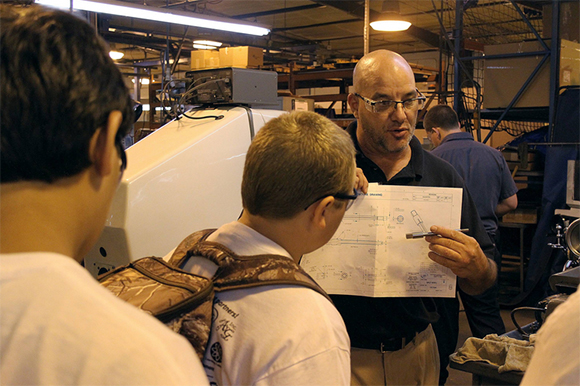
[543,2,579,42]
[483,39,580,109]
[502,148,542,171]
[276,96,315,112]
[502,208,539,224]
[506,160,540,172]
[560,39,580,86]
[190,50,219,70]
[501,149,537,162]
[219,46,263,68]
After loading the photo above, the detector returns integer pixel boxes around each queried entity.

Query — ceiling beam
[233,4,326,19]
[272,18,360,33]
[162,0,204,9]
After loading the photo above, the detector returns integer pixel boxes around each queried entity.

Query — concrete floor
[445,307,537,386]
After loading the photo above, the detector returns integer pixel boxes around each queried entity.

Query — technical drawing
[301,184,463,298]
[411,210,427,232]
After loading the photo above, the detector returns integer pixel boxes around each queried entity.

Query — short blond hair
[242,111,355,219]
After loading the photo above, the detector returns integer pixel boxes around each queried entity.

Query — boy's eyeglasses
[304,189,359,211]
[354,89,426,114]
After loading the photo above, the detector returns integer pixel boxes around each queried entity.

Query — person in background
[0,5,208,385]
[424,104,518,339]
[174,110,368,386]
[520,285,580,386]
[333,49,497,385]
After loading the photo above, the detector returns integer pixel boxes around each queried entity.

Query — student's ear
[311,196,335,230]
[347,93,360,119]
[89,111,123,177]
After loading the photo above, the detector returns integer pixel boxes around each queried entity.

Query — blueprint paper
[300,184,462,298]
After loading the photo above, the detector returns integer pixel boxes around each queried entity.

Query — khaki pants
[351,324,440,386]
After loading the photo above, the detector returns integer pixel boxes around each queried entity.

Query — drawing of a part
[342,213,387,225]
[328,231,385,246]
[362,267,390,286]
[334,270,351,280]
[411,210,427,232]
[307,265,351,281]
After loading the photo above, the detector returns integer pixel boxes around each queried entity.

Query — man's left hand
[355,168,369,194]
[425,225,496,295]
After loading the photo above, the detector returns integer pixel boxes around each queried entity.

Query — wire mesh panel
[433,0,545,46]
[430,0,549,140]
[461,0,544,45]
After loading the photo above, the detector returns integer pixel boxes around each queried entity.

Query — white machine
[84,106,284,278]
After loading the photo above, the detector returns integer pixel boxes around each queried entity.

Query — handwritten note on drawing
[300,184,463,298]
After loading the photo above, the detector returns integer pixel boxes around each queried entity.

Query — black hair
[0,5,134,183]
[423,104,460,132]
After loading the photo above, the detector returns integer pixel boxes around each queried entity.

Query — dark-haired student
[0,5,208,385]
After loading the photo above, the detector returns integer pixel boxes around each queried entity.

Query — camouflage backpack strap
[187,241,333,303]
[167,229,217,268]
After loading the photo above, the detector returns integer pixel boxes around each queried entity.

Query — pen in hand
[405,228,470,239]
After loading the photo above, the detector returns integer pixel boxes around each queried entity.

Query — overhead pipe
[364,0,370,55]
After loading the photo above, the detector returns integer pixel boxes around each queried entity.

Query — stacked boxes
[191,46,263,70]
[219,46,263,68]
[190,50,219,70]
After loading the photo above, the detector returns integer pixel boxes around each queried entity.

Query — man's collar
[440,131,474,145]
[347,120,424,182]
[346,120,360,151]
[405,136,424,180]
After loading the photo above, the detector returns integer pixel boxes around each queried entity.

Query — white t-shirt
[0,252,209,386]
[520,286,580,386]
[186,221,351,386]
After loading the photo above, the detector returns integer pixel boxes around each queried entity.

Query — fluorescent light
[193,44,213,50]
[36,0,270,36]
[193,40,222,47]
[109,50,124,60]
[193,40,222,50]
[370,20,411,32]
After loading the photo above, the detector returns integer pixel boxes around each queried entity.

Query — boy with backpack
[179,111,367,385]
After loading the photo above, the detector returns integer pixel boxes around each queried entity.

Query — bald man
[330,50,497,385]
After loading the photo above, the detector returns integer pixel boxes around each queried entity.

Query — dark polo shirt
[330,121,494,349]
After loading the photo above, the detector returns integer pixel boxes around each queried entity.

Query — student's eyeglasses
[115,140,127,173]
[354,89,426,114]
[304,189,359,211]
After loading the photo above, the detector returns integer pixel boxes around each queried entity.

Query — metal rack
[432,0,563,143]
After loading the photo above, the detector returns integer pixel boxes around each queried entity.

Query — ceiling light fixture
[109,50,124,60]
[36,0,270,36]
[193,40,222,50]
[370,0,411,32]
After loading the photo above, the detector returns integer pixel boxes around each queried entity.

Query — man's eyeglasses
[354,90,426,114]
[304,189,359,211]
